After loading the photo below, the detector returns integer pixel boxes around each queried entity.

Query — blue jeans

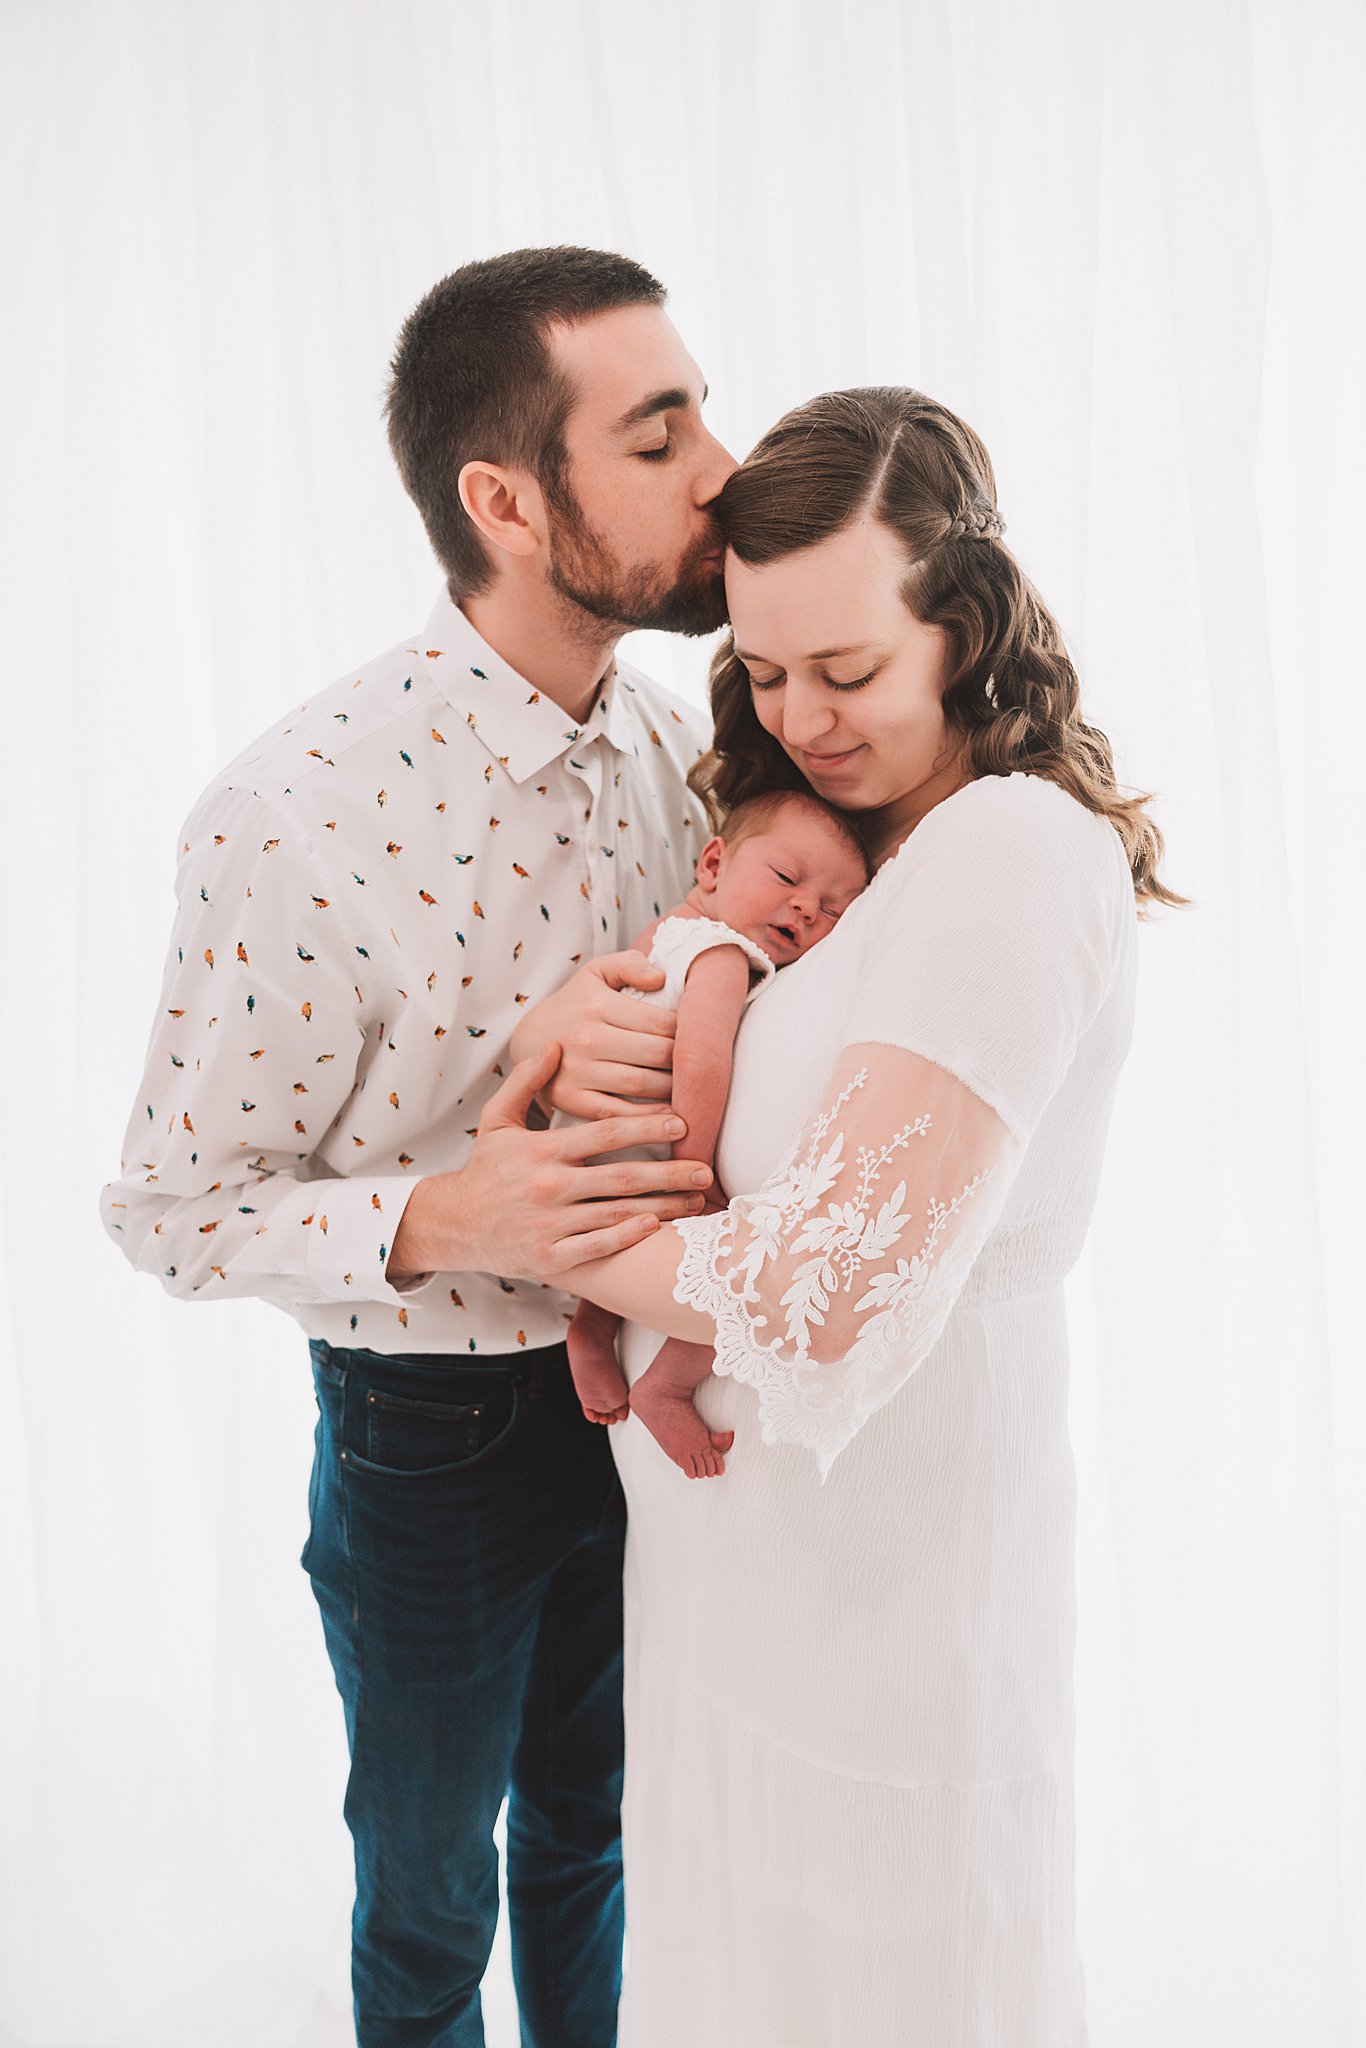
[303,1338,626,2047]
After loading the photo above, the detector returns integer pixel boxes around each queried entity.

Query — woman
[504,388,1179,2045]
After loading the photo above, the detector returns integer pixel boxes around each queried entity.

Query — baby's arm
[667,945,754,1181]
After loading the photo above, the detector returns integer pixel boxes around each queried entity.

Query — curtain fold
[2,2,1360,2041]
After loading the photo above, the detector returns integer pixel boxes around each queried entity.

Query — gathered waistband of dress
[956,1215,1089,1309]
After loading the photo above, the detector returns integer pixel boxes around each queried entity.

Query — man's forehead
[548,304,704,423]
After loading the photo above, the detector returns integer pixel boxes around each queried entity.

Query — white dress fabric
[612,773,1138,2047]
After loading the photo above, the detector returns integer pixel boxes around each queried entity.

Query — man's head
[386,247,734,635]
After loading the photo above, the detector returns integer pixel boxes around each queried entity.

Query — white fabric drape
[1,2,1360,2043]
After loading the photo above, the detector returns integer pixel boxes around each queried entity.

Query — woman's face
[724,515,966,843]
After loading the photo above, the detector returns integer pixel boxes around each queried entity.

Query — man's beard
[545,485,727,638]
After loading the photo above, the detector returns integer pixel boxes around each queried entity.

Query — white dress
[613,773,1138,2047]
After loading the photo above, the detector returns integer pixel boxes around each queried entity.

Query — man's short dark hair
[385,246,666,599]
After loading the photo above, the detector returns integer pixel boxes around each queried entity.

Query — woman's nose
[777,684,837,751]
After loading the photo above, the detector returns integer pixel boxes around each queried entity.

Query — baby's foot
[629,1373,736,1479]
[567,1332,630,1425]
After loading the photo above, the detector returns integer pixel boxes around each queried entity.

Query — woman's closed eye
[745,668,874,694]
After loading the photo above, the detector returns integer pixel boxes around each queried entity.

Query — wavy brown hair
[691,388,1182,910]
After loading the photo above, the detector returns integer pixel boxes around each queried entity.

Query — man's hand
[387,1044,712,1283]
[508,951,677,1121]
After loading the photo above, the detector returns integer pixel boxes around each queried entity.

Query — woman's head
[691,388,1179,908]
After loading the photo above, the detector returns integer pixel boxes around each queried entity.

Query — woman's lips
[803,744,864,771]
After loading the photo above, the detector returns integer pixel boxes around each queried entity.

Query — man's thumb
[595,947,666,993]
[480,1042,563,1131]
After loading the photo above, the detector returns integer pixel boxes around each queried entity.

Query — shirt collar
[412,588,638,784]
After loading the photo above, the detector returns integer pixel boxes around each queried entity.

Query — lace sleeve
[670,1042,1018,1477]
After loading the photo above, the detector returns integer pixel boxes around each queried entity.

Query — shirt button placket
[565,740,608,943]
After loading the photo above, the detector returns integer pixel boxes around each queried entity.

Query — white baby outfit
[610,915,775,1163]
[632,913,775,1013]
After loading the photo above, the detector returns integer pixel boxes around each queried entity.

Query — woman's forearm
[558,1221,716,1343]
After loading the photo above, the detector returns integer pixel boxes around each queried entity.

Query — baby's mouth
[771,922,799,951]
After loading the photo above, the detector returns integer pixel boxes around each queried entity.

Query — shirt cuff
[227,1179,432,1302]
[298,1174,435,1306]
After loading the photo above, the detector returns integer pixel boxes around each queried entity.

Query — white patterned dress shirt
[101,589,710,1354]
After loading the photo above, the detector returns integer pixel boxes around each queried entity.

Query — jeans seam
[336,1370,374,1949]
[541,1593,565,2048]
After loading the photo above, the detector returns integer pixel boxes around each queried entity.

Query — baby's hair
[717,789,873,882]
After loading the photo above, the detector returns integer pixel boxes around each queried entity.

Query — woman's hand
[509,950,679,1120]
[386,1044,712,1284]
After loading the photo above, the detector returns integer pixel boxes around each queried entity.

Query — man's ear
[694,835,726,895]
[457,461,547,564]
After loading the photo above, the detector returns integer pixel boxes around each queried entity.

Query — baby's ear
[695,835,726,891]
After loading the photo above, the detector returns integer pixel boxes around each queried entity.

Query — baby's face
[705,809,868,966]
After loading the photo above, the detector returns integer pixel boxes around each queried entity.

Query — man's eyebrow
[614,383,707,434]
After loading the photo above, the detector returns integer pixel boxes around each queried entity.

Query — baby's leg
[567,1299,630,1424]
[629,1337,736,1479]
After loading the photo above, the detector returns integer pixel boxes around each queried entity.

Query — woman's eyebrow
[734,642,874,663]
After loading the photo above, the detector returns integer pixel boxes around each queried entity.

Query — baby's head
[692,791,870,966]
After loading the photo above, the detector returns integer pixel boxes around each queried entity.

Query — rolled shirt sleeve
[100,784,432,1310]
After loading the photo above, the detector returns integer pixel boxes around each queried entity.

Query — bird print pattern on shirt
[101,589,709,1354]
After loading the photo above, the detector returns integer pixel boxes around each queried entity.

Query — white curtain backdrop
[2,2,1361,2042]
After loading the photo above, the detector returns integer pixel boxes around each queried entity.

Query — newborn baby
[568,788,870,1477]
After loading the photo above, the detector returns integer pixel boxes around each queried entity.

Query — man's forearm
[385,1171,464,1284]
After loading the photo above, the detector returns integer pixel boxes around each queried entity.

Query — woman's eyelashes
[746,668,876,693]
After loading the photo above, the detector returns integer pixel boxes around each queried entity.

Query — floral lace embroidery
[673,1068,994,1477]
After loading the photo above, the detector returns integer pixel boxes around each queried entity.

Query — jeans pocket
[348,1377,521,1479]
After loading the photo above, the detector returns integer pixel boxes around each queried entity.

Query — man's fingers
[553,1213,664,1269]
[558,1112,695,1163]
[561,1091,669,1122]
[480,1043,562,1131]
[572,1157,713,1198]
[591,949,669,996]
[583,1060,675,1101]
[596,993,677,1041]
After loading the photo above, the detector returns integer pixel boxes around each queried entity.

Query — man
[101,246,735,2047]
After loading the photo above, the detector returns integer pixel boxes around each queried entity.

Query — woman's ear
[457,461,547,563]
[695,835,726,894]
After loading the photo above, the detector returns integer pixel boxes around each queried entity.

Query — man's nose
[696,427,738,505]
